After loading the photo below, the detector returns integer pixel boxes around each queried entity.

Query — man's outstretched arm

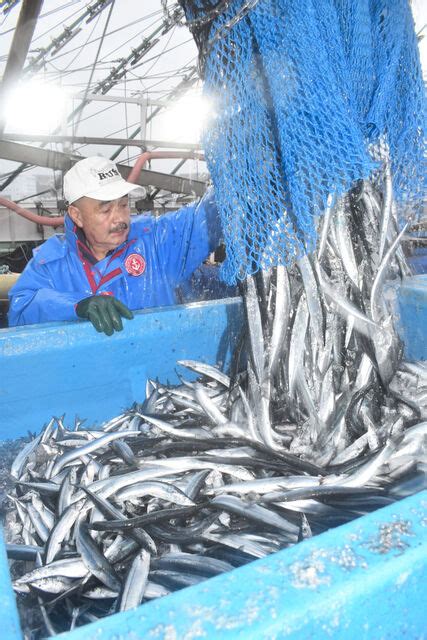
[153,187,222,285]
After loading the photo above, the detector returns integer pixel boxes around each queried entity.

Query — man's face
[68,196,131,258]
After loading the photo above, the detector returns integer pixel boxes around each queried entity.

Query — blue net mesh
[180,0,426,284]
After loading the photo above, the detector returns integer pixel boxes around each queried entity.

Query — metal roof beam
[0,140,207,196]
[3,133,201,151]
[73,93,167,107]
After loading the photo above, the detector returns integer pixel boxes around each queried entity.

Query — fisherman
[8,156,221,335]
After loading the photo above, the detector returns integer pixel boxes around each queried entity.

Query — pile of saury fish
[6,169,427,637]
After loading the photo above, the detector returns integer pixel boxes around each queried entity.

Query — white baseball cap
[64,156,139,204]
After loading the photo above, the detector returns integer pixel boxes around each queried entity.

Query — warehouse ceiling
[0,0,206,204]
[0,1,424,206]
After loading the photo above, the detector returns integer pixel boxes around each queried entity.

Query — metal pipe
[127,151,205,184]
[0,196,64,227]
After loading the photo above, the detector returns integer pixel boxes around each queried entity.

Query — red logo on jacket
[125,253,146,276]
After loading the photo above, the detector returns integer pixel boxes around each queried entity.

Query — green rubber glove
[76,295,134,336]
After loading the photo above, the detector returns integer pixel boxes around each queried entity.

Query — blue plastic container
[0,285,426,639]
[0,298,244,439]
[407,247,427,275]
[398,274,427,361]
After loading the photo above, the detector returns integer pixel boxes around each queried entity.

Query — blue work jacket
[8,189,221,326]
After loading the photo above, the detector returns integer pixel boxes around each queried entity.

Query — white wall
[0,206,60,242]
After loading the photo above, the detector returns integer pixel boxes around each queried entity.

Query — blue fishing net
[180,0,426,284]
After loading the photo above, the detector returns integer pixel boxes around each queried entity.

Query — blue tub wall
[0,528,22,640]
[0,298,244,439]
[398,274,427,361]
[407,247,427,275]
